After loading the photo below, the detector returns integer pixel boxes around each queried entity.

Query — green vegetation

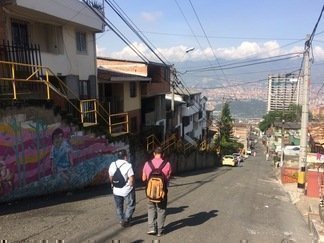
[214,102,243,155]
[258,104,305,132]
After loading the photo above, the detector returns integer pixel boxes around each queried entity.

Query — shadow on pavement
[0,166,222,216]
[165,209,219,233]
[0,184,111,215]
[167,206,189,215]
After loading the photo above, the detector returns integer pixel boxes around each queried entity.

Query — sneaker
[157,229,165,237]
[123,220,131,227]
[147,230,156,235]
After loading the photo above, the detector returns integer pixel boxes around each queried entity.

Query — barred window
[76,32,87,53]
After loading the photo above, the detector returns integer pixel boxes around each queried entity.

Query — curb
[274,167,324,242]
[308,204,324,243]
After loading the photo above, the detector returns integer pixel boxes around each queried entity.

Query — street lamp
[185,47,195,53]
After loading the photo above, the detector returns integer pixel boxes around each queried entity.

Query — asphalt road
[0,142,313,242]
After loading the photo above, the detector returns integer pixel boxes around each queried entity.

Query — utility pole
[171,48,195,115]
[298,35,311,190]
[171,67,176,115]
[280,119,285,166]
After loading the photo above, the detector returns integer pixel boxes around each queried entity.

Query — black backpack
[112,162,126,188]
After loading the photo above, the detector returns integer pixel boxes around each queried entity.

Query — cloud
[216,41,282,59]
[140,11,162,22]
[97,41,324,63]
[96,46,108,57]
[313,46,324,60]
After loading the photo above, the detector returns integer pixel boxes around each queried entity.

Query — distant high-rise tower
[267,75,301,112]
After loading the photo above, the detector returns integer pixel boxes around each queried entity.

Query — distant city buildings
[267,75,301,112]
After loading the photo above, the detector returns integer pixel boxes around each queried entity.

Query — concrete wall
[0,105,127,203]
[124,82,141,112]
[41,25,97,79]
[132,149,218,180]
[0,104,218,203]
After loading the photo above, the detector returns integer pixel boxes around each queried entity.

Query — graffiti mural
[0,116,126,203]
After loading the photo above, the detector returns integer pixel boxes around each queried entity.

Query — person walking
[142,147,172,237]
[109,150,136,227]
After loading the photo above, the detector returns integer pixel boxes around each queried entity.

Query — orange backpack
[145,160,167,203]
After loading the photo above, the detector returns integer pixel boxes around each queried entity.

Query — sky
[95,0,324,94]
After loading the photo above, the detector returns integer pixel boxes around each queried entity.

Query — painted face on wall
[53,133,64,147]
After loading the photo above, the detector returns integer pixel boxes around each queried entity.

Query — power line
[306,5,324,49]
[182,53,301,73]
[188,0,227,75]
[82,0,150,63]
[105,0,169,65]
[173,0,223,82]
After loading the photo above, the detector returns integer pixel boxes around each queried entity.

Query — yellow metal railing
[0,60,128,136]
[146,133,177,153]
[146,134,158,152]
[80,99,97,126]
[146,135,210,154]
[162,134,177,152]
[109,112,129,136]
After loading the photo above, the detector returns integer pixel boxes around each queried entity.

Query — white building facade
[267,75,301,112]
[0,0,105,99]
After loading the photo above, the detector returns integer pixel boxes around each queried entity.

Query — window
[11,21,29,45]
[76,32,87,53]
[129,82,137,97]
[80,80,89,99]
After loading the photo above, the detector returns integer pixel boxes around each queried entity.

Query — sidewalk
[276,168,324,242]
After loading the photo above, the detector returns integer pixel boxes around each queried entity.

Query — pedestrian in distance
[142,146,172,237]
[266,153,269,161]
[109,150,136,227]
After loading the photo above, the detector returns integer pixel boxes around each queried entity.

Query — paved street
[0,142,313,242]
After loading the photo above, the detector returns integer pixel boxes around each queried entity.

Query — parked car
[233,153,244,163]
[222,155,237,167]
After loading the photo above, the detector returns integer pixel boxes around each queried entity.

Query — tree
[258,110,282,132]
[258,104,304,132]
[215,102,243,155]
[218,102,233,141]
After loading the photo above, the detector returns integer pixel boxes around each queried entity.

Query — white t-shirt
[108,159,134,197]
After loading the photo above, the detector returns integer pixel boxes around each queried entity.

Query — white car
[222,155,237,167]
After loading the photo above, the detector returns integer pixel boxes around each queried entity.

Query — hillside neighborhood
[0,1,324,241]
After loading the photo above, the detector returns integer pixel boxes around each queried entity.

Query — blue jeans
[113,188,136,222]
